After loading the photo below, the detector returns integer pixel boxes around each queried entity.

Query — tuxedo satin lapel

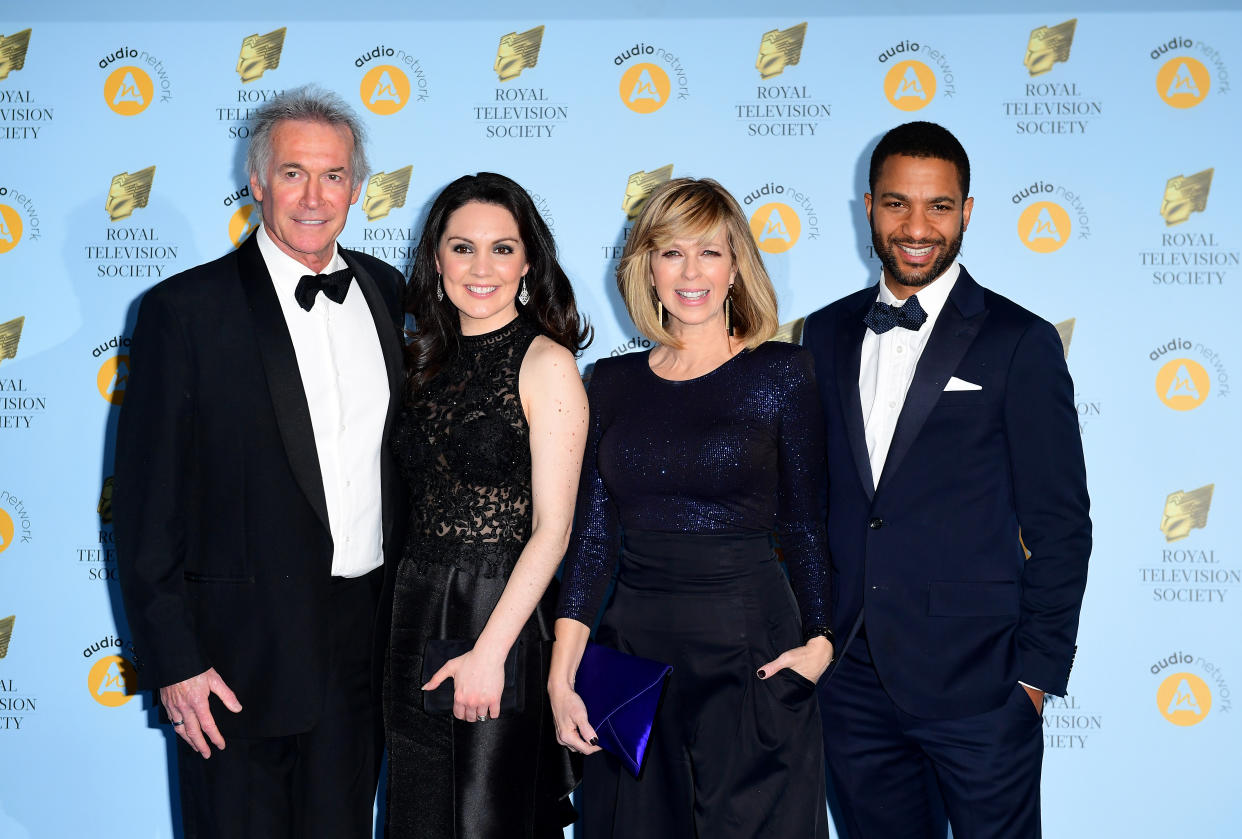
[875,271,988,496]
[236,234,332,535]
[837,296,875,500]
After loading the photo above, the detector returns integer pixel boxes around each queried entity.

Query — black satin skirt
[384,540,579,839]
[579,529,829,838]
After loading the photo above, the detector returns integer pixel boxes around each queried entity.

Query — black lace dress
[385,316,578,838]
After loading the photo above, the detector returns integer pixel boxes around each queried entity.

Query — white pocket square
[944,376,982,392]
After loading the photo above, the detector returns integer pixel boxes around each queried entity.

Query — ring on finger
[171,720,185,726]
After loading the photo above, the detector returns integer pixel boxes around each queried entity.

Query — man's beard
[870,222,965,289]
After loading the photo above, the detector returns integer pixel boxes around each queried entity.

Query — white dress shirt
[859,261,960,490]
[257,225,388,578]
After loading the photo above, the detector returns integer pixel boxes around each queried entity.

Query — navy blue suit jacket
[803,267,1090,719]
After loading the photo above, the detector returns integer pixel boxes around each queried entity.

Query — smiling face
[865,154,973,298]
[649,230,737,337]
[436,201,529,335]
[250,119,361,274]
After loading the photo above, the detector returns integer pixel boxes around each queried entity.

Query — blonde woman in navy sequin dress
[384,173,590,837]
[548,178,834,837]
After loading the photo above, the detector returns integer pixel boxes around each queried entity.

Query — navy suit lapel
[875,268,988,496]
[836,292,877,501]
[235,233,332,535]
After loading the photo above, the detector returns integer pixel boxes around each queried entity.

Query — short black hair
[869,121,970,199]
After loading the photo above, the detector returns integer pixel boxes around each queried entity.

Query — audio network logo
[1149,334,1232,410]
[237,28,285,83]
[615,39,690,115]
[876,39,955,112]
[94,337,131,406]
[84,635,140,708]
[98,42,173,115]
[0,489,32,557]
[1012,179,1091,253]
[476,26,567,139]
[355,43,430,116]
[1151,652,1230,726]
[743,181,820,255]
[735,23,829,138]
[0,197,25,253]
[1151,35,1230,109]
[222,184,258,248]
[0,28,31,81]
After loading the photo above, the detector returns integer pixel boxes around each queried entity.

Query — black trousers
[176,569,382,839]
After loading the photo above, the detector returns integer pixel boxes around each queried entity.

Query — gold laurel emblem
[1161,168,1213,227]
[494,25,544,82]
[1161,484,1214,542]
[362,165,413,222]
[0,316,24,366]
[1054,318,1075,359]
[0,615,14,659]
[106,166,156,222]
[98,476,115,525]
[622,165,673,220]
[756,22,807,80]
[237,27,286,83]
[1024,18,1076,77]
[772,317,806,345]
[0,28,32,81]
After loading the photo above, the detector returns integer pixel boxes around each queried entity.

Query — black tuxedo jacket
[803,267,1091,719]
[114,232,405,738]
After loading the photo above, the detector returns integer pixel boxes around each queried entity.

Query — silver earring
[435,273,444,302]
[517,276,530,306]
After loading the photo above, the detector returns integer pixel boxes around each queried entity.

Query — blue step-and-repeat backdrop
[1,2,1239,836]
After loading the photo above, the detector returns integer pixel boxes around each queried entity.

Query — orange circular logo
[749,202,801,254]
[1157,672,1211,726]
[0,508,14,554]
[228,204,259,248]
[97,355,130,405]
[104,66,155,116]
[884,60,936,111]
[1156,358,1210,411]
[619,63,671,114]
[360,65,410,115]
[0,204,23,254]
[87,655,138,707]
[1017,202,1072,253]
[1156,57,1210,108]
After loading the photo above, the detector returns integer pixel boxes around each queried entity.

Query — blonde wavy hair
[616,178,779,349]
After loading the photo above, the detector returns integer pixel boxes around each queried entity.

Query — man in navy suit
[803,121,1091,838]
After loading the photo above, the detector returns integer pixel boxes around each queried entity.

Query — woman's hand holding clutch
[548,681,602,755]
[422,643,509,722]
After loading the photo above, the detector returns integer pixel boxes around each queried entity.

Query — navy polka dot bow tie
[863,294,927,334]
[295,268,353,311]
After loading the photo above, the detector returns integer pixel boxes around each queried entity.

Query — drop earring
[725,285,735,336]
[435,273,444,302]
[518,276,530,306]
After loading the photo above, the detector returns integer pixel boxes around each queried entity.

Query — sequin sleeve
[775,349,832,634]
[555,359,621,625]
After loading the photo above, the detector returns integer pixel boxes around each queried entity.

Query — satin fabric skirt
[384,541,578,838]
[579,529,829,838]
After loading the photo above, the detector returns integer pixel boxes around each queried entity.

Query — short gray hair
[246,84,369,189]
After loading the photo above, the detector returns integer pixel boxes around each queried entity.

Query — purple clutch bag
[576,643,672,778]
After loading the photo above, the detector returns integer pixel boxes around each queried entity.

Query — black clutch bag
[421,639,524,716]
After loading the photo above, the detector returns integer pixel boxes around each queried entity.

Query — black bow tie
[295,268,353,312]
[864,294,927,334]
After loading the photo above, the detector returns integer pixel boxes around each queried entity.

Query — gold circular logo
[97,355,130,406]
[748,202,801,254]
[360,65,410,116]
[1157,671,1211,726]
[1156,358,1210,411]
[0,507,14,554]
[1017,201,1072,253]
[87,655,138,707]
[228,204,259,248]
[1157,57,1210,109]
[104,66,155,116]
[619,63,671,114]
[884,60,936,111]
[0,204,23,254]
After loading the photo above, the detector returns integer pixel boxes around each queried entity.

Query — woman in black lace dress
[548,178,833,837]
[385,173,590,837]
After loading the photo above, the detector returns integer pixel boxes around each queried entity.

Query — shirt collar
[256,224,347,296]
[876,260,960,324]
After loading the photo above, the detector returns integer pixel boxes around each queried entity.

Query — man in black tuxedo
[114,85,404,838]
[803,122,1091,837]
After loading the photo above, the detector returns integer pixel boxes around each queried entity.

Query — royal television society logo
[734,23,829,138]
[340,165,416,269]
[1,317,47,431]
[1005,19,1102,136]
[1012,179,1091,253]
[1,29,52,142]
[1024,18,1075,76]
[0,615,13,658]
[238,27,285,83]
[1144,170,1236,287]
[1151,651,1231,726]
[1162,484,1213,543]
[476,26,567,140]
[98,42,173,116]
[1145,485,1236,604]
[0,489,32,557]
[1160,168,1212,227]
[602,166,674,263]
[876,39,955,112]
[216,28,287,139]
[1042,693,1102,750]
[93,335,131,406]
[83,635,140,708]
[495,25,543,82]
[744,181,820,255]
[223,185,258,248]
[615,40,690,115]
[355,43,430,117]
[91,170,180,280]
[1,618,38,733]
[1150,335,1229,410]
[79,477,118,582]
[0,28,31,81]
[363,165,413,222]
[105,167,154,223]
[1056,318,1103,435]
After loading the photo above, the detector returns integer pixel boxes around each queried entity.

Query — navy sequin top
[556,341,831,633]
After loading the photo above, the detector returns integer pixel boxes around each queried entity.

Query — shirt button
[895,345,905,354]
[888,401,896,410]
[868,518,884,530]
